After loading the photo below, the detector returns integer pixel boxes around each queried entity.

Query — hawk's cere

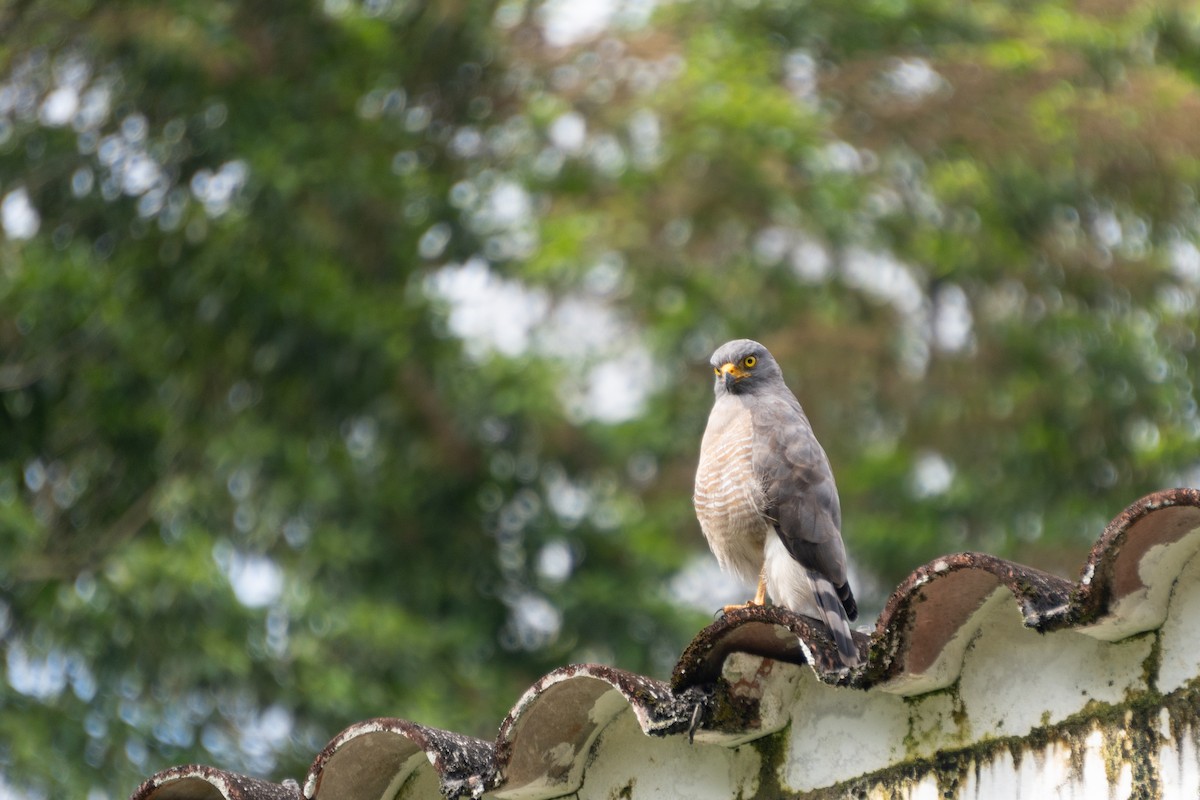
[693,339,860,667]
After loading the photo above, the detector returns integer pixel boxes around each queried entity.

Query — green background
[1,0,1198,796]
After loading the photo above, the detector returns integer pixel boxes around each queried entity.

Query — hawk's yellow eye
[714,367,720,377]
[743,356,757,368]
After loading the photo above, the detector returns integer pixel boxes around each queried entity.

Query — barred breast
[693,396,769,586]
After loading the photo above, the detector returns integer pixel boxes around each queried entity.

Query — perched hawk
[693,339,860,667]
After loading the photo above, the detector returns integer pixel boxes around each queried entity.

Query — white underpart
[763,534,820,617]
[693,397,766,586]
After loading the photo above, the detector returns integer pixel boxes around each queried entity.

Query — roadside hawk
[693,339,860,667]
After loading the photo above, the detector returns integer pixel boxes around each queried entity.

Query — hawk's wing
[751,392,849,591]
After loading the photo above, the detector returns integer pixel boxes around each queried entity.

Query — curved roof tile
[303,718,492,800]
[131,765,300,800]
[491,663,698,799]
[130,487,1200,800]
[1069,487,1200,640]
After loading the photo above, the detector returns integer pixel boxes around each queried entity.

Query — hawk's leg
[722,566,768,613]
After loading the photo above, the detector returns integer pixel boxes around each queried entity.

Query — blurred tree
[1,0,1199,797]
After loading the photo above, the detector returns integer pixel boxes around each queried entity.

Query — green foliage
[1,0,1199,797]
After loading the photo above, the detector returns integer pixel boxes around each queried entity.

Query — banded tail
[810,569,860,667]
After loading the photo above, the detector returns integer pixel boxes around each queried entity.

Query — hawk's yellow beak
[718,362,749,378]
[717,362,748,389]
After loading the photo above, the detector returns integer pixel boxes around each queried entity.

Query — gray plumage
[693,339,859,667]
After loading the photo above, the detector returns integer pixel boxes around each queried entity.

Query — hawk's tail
[809,569,860,668]
[837,581,858,622]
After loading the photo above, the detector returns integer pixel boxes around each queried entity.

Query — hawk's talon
[720,599,765,614]
[721,569,769,614]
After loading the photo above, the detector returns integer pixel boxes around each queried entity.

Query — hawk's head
[709,339,783,396]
